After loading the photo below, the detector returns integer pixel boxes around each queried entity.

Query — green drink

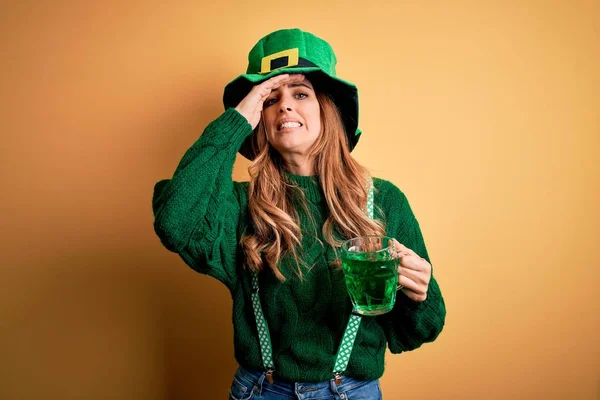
[341,236,399,315]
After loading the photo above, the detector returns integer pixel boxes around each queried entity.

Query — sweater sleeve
[374,179,446,353]
[152,108,252,290]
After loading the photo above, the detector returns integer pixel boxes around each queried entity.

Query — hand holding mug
[390,239,431,302]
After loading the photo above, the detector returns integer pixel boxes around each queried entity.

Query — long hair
[241,91,385,281]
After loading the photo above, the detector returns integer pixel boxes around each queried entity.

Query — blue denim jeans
[228,365,383,400]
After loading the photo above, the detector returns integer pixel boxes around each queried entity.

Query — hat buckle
[260,48,300,74]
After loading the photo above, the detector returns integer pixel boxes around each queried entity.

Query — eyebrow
[271,82,314,92]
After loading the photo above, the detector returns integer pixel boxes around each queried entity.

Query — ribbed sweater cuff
[202,107,253,151]
[395,291,426,313]
[394,279,443,319]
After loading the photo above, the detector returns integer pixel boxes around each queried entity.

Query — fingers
[396,253,430,303]
[397,275,428,302]
[391,239,430,302]
[397,265,427,285]
[235,73,306,129]
[400,254,428,272]
[257,73,305,94]
[397,274,420,294]
[391,239,419,257]
[389,239,428,272]
[245,73,306,110]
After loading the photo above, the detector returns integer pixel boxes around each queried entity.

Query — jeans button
[340,394,347,399]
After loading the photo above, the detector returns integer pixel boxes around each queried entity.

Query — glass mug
[340,236,399,316]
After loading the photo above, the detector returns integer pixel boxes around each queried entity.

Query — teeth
[279,121,302,130]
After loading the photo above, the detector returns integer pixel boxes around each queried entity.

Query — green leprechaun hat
[223,28,361,160]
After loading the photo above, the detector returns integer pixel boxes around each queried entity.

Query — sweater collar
[284,172,323,203]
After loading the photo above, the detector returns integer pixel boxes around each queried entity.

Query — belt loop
[253,371,266,397]
[329,376,342,397]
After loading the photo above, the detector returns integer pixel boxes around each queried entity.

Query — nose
[279,93,293,113]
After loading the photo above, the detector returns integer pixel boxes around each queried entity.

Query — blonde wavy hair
[241,91,385,281]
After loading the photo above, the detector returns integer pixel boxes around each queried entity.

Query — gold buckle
[266,369,274,384]
[260,48,299,74]
[334,372,343,385]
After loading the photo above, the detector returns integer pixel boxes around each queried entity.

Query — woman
[153,28,445,400]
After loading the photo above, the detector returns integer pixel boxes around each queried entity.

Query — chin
[273,141,300,152]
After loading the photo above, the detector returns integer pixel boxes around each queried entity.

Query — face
[261,78,321,158]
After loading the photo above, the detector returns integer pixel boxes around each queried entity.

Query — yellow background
[1,1,598,399]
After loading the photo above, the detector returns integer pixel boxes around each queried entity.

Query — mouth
[277,121,303,131]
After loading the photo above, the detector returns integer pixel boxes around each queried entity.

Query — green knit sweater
[152,108,446,382]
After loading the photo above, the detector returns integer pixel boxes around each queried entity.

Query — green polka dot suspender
[250,272,275,381]
[250,181,375,384]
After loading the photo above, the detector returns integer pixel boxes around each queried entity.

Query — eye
[264,97,278,107]
[295,92,308,99]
